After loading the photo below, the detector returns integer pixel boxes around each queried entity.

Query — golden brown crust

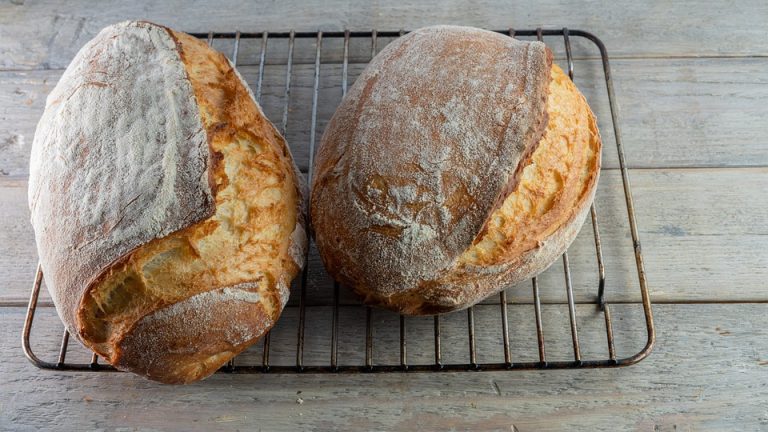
[116,283,272,384]
[462,65,601,266]
[30,21,305,384]
[312,27,601,315]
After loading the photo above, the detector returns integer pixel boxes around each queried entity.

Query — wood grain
[1,2,766,430]
[2,56,767,179]
[2,0,767,70]
[3,303,767,431]
[3,168,766,305]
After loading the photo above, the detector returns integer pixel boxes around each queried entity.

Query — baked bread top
[29,21,306,382]
[311,26,600,314]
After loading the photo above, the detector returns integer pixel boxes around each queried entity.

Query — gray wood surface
[3,58,767,177]
[1,0,767,430]
[3,304,768,431]
[2,0,768,71]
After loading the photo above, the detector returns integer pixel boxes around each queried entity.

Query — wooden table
[2,1,767,430]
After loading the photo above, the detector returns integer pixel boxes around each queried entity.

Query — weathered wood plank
[2,168,766,305]
[2,57,767,179]
[0,178,38,305]
[2,0,768,71]
[2,303,767,431]
[593,57,768,169]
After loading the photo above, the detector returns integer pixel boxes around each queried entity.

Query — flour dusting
[311,26,552,303]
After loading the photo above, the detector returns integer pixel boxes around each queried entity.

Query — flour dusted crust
[29,20,213,340]
[28,21,306,383]
[311,26,601,315]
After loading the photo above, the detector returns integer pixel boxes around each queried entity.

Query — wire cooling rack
[23,28,654,375]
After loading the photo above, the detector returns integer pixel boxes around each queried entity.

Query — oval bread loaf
[28,21,307,383]
[311,25,601,315]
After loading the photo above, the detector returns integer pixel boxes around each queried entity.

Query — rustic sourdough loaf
[28,21,307,383]
[311,25,601,315]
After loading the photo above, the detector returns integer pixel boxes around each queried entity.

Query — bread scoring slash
[28,21,307,384]
[311,25,601,315]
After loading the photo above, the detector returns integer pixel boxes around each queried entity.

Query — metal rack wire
[22,28,654,374]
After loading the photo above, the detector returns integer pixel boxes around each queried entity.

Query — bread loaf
[28,21,307,383]
[311,26,601,315]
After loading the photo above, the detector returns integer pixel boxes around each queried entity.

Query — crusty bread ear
[29,21,306,384]
[311,26,600,315]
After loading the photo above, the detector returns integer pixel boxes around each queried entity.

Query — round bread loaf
[311,25,601,315]
[28,21,307,383]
